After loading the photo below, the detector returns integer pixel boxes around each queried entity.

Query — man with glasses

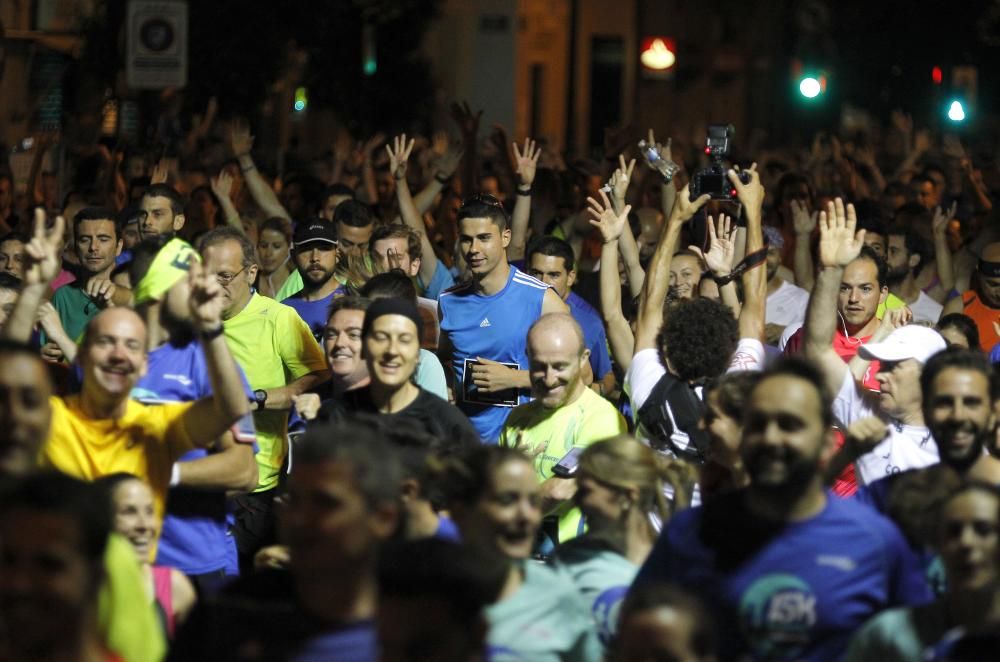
[197,226,330,571]
[438,194,567,442]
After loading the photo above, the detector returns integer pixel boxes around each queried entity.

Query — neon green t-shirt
[274,269,304,302]
[98,533,167,661]
[876,292,907,319]
[223,293,328,491]
[499,388,627,541]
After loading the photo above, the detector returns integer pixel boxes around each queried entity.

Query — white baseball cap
[857,325,947,364]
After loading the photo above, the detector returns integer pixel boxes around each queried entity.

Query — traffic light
[294,87,308,112]
[947,99,966,123]
[797,74,827,100]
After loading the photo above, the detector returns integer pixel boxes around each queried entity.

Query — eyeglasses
[216,265,248,286]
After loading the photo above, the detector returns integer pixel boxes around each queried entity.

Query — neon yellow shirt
[42,396,195,523]
[223,292,328,491]
[876,292,906,319]
[499,387,627,542]
[99,533,167,662]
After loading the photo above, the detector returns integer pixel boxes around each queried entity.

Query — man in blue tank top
[438,194,567,442]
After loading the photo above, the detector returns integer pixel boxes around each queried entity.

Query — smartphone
[552,447,584,478]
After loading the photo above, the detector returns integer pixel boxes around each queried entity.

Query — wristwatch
[253,389,268,411]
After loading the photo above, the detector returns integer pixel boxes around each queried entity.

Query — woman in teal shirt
[441,446,602,662]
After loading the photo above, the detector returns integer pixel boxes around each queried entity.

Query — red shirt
[784,326,882,391]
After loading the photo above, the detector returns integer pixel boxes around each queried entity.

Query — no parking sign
[126,1,187,89]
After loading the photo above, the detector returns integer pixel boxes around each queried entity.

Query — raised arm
[450,101,482,197]
[644,130,679,224]
[210,170,245,235]
[934,203,960,310]
[732,167,767,342]
[411,143,463,214]
[689,214,741,318]
[609,155,646,297]
[228,119,291,221]
[2,210,64,342]
[588,191,635,371]
[803,198,866,396]
[791,200,818,291]
[181,261,252,447]
[386,134,438,285]
[507,138,541,262]
[634,186,711,353]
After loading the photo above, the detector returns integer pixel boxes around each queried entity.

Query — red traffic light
[932,66,943,85]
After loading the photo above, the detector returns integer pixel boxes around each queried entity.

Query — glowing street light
[640,38,676,71]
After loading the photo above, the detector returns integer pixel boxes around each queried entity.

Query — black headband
[362,297,424,340]
[979,259,1000,279]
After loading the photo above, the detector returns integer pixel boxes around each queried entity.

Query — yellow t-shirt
[876,292,907,319]
[223,292,328,491]
[499,388,627,542]
[42,396,195,522]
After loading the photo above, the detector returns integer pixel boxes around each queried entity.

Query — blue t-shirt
[418,258,455,301]
[433,515,461,542]
[566,291,613,382]
[291,621,376,662]
[439,266,548,442]
[282,286,348,344]
[133,339,255,576]
[633,489,932,661]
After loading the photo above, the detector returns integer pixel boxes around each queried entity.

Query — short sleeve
[275,306,329,380]
[624,349,665,414]
[422,259,455,301]
[415,349,449,400]
[831,369,877,428]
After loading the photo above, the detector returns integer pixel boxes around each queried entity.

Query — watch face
[254,389,267,403]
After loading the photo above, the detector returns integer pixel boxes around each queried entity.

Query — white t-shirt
[766,280,811,328]
[907,290,944,325]
[831,370,938,485]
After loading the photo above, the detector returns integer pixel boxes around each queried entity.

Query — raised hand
[362,132,387,159]
[211,169,234,201]
[816,198,864,269]
[673,184,711,224]
[23,209,65,287]
[932,201,958,239]
[689,215,737,276]
[890,110,913,137]
[450,101,483,138]
[610,154,636,204]
[646,128,672,163]
[228,119,254,156]
[188,259,225,332]
[587,189,631,243]
[512,138,541,188]
[386,134,415,181]
[790,199,818,235]
[433,141,464,180]
[913,129,931,154]
[151,159,169,185]
[844,417,889,457]
[729,164,763,217]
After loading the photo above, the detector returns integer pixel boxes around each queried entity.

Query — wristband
[434,173,451,185]
[169,463,181,487]
[517,186,532,196]
[198,325,225,341]
[240,164,255,174]
[712,272,735,286]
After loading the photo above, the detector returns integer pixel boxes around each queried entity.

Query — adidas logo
[480,318,491,328]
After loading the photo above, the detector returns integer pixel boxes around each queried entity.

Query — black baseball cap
[293,219,337,249]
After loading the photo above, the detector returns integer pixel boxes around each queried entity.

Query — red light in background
[640,37,677,72]
[704,147,711,154]
[932,66,943,85]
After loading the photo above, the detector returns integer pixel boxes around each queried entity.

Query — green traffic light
[799,77,821,98]
[947,100,966,122]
